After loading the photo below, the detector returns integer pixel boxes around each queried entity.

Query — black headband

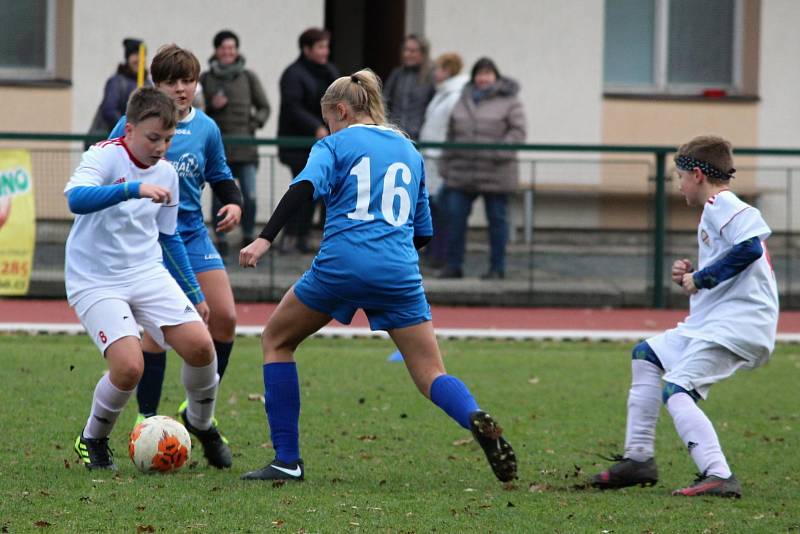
[674,155,735,180]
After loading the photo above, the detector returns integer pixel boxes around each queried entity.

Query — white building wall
[424,0,603,145]
[757,0,800,231]
[424,0,605,230]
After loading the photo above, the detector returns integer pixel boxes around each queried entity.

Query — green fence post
[653,151,667,308]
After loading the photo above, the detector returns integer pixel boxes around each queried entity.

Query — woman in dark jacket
[438,57,527,279]
[383,34,436,140]
[86,39,150,148]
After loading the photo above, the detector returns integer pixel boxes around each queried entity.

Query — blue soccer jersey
[109,107,234,233]
[294,124,433,306]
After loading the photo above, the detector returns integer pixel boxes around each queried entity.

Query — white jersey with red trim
[675,190,779,365]
[64,138,180,306]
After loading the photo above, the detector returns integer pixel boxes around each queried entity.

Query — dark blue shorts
[180,224,224,274]
[293,270,431,331]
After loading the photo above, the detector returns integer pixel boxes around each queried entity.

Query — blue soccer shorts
[180,224,225,274]
[293,270,432,331]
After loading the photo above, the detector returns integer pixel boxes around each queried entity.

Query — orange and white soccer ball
[129,415,191,473]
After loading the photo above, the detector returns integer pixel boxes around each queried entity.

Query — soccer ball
[129,415,191,473]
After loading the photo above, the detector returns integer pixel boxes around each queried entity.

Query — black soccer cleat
[590,455,659,489]
[179,409,232,469]
[241,458,305,481]
[74,433,117,471]
[672,472,741,498]
[469,411,517,482]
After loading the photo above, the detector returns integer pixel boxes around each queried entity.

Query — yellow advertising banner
[0,150,35,295]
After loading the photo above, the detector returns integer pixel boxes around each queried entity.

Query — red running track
[3,299,800,332]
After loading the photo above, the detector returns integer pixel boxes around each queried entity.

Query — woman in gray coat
[438,57,527,279]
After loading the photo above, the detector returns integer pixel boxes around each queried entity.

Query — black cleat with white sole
[241,458,305,481]
[469,410,517,482]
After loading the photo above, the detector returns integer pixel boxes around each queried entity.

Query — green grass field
[1,334,798,533]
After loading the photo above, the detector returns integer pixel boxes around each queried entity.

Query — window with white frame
[604,0,744,95]
[0,0,56,80]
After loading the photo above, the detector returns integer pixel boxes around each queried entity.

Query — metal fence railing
[3,132,800,308]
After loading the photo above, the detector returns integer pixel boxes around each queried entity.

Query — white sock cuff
[181,358,218,390]
[631,359,663,385]
[100,373,135,407]
[666,391,694,414]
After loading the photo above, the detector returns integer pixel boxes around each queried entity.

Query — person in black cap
[86,38,151,146]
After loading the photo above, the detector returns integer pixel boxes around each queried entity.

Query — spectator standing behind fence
[201,30,271,255]
[438,57,526,280]
[277,28,339,254]
[383,35,436,141]
[418,53,469,268]
[86,39,150,148]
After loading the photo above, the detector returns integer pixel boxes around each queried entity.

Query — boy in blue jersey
[239,69,517,484]
[109,45,242,466]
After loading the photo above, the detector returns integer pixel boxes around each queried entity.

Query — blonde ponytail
[321,69,404,135]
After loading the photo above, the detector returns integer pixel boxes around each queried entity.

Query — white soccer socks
[667,392,732,479]
[181,358,219,431]
[84,373,134,439]
[624,360,663,462]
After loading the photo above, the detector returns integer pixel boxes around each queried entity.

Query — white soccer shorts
[73,270,202,354]
[647,329,749,400]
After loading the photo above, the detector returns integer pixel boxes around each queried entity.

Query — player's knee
[209,307,237,340]
[632,341,663,370]
[261,325,296,361]
[662,382,700,404]
[182,337,215,367]
[116,361,144,390]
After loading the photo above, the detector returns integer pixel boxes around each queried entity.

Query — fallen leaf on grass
[452,438,473,446]
[528,377,540,385]
[357,435,377,442]
[63,459,70,469]
[248,393,265,403]
[136,527,154,533]
[272,480,286,488]
[33,520,50,528]
[271,519,285,527]
[528,483,552,493]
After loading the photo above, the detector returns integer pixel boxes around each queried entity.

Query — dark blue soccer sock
[430,374,480,429]
[136,351,167,417]
[213,339,234,381]
[263,362,301,464]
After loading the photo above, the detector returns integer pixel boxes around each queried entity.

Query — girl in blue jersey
[109,45,242,452]
[239,69,517,484]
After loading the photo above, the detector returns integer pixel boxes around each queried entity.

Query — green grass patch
[1,334,798,533]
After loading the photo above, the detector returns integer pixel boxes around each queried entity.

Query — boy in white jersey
[66,87,231,470]
[590,135,778,497]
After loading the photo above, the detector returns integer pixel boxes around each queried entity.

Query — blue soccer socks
[263,362,301,464]
[430,374,480,429]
